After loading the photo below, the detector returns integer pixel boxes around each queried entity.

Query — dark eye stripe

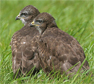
[21,13,28,16]
[36,20,43,23]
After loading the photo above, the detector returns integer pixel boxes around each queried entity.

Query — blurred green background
[0,0,94,84]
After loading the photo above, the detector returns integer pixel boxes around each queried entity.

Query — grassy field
[0,0,94,84]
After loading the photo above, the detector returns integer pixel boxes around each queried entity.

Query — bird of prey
[10,5,41,78]
[30,12,90,77]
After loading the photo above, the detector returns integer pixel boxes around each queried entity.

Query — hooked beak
[15,14,20,20]
[30,21,35,27]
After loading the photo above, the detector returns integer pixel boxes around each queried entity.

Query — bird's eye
[21,13,28,16]
[36,20,43,23]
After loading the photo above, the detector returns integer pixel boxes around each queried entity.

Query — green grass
[0,0,94,84]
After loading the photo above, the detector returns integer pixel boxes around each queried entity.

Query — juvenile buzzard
[30,12,90,77]
[10,5,41,78]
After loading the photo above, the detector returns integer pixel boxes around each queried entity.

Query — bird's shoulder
[42,27,79,45]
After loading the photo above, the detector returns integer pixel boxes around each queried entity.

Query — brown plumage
[10,5,41,78]
[30,12,90,77]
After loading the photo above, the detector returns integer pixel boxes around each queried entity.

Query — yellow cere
[32,21,35,24]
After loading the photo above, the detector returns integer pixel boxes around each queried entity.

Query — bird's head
[30,12,57,34]
[16,5,40,25]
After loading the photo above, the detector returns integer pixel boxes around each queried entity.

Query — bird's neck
[25,21,32,26]
[36,27,43,34]
[24,19,33,25]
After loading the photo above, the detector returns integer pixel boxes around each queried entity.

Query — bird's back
[10,24,40,77]
[37,27,89,77]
